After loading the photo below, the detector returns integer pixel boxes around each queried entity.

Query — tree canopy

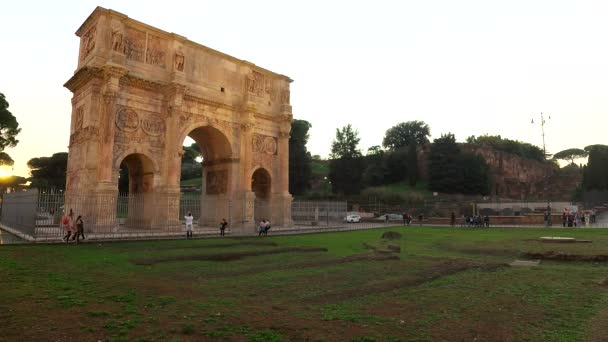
[382,121,430,151]
[329,124,364,195]
[429,133,489,195]
[289,119,313,196]
[466,134,545,162]
[553,148,588,165]
[0,93,21,165]
[330,124,362,159]
[27,152,68,189]
[583,146,608,191]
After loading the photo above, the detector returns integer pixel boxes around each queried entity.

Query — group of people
[401,213,424,226]
[61,209,85,243]
[184,212,228,239]
[561,208,596,227]
[461,214,490,228]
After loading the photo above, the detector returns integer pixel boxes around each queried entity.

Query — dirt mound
[523,251,608,262]
[381,231,402,240]
[132,246,327,265]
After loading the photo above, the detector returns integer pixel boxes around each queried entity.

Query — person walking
[185,212,194,239]
[62,209,75,243]
[74,215,85,243]
[450,212,456,227]
[219,218,228,237]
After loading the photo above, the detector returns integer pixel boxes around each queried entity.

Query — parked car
[344,214,361,223]
[376,213,403,221]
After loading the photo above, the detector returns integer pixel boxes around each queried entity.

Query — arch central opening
[180,125,232,228]
[252,168,271,224]
[117,153,156,229]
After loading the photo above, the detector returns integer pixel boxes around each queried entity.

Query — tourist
[258,219,270,237]
[418,213,423,226]
[74,215,85,243]
[562,209,567,227]
[185,212,194,239]
[62,209,75,243]
[450,212,456,227]
[484,215,490,228]
[402,212,407,226]
[219,218,228,237]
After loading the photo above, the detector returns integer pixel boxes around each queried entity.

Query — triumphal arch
[64,7,293,233]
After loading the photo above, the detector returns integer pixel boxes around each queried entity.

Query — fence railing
[2,189,607,241]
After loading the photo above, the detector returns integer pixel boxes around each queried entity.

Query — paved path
[0,228,25,244]
[3,219,608,245]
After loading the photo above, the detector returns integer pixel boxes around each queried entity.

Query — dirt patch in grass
[522,251,608,262]
[154,241,278,250]
[207,252,400,278]
[306,259,505,304]
[585,307,608,342]
[131,246,328,265]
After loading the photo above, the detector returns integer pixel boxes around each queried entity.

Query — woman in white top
[185,212,194,239]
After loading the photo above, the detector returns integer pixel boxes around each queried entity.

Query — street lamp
[532,112,552,220]
[531,112,550,158]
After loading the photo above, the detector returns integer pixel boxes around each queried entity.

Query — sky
[1,0,607,177]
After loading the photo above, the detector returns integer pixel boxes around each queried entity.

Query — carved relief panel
[80,26,97,61]
[251,134,277,170]
[146,34,167,67]
[125,27,146,62]
[206,170,227,195]
[112,106,166,168]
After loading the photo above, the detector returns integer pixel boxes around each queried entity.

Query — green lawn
[2,227,608,341]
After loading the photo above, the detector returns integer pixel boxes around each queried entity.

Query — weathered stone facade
[64,7,293,232]
[418,144,580,201]
[464,145,580,201]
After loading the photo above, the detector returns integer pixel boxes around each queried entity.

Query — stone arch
[118,153,158,193]
[116,153,160,229]
[64,7,294,234]
[178,121,234,159]
[113,148,161,183]
[179,124,235,227]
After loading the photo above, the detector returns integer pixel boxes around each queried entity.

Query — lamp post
[531,112,550,158]
[531,112,552,221]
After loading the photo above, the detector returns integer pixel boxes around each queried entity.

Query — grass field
[2,227,608,341]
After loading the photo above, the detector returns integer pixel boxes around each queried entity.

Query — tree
[0,175,27,193]
[363,145,387,187]
[429,133,461,193]
[330,124,362,159]
[181,143,202,181]
[429,133,489,195]
[27,153,68,189]
[553,148,588,165]
[382,121,430,151]
[0,93,21,165]
[382,121,430,186]
[289,119,313,196]
[583,145,608,191]
[328,125,364,195]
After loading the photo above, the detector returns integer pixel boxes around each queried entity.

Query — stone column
[235,110,256,232]
[271,117,293,227]
[162,83,187,231]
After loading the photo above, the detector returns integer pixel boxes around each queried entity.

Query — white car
[344,214,361,223]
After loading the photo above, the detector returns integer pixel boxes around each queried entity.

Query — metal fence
[2,189,607,242]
